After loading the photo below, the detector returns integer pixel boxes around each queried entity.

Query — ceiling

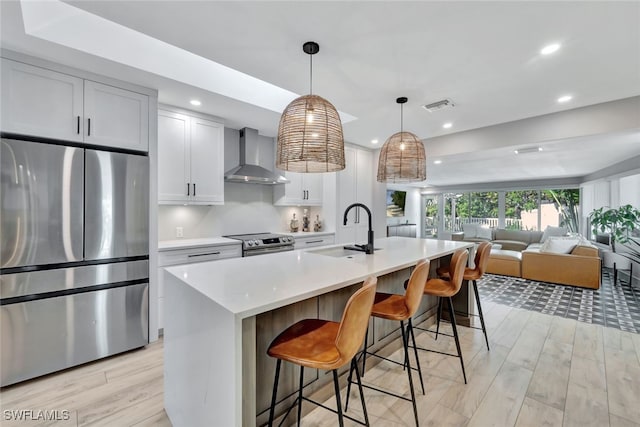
[1,1,639,187]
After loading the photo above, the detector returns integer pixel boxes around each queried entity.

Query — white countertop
[164,237,472,318]
[158,237,241,251]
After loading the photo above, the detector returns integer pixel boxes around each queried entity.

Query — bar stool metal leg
[332,369,345,427]
[401,320,420,426]
[407,318,425,394]
[361,326,369,375]
[352,358,370,426]
[435,297,443,340]
[344,359,369,425]
[297,366,304,426]
[268,359,282,427]
[446,297,467,384]
[472,279,490,351]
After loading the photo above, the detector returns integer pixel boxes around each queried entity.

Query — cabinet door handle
[188,251,221,258]
[187,183,190,196]
[87,118,91,136]
[193,183,196,196]
[77,116,80,134]
[305,240,323,244]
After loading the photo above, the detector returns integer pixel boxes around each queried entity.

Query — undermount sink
[308,246,381,258]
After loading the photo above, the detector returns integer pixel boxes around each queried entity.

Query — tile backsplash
[158,182,324,240]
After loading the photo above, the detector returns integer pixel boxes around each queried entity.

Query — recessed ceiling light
[443,122,453,129]
[557,95,572,103]
[434,160,442,164]
[541,43,560,55]
[371,139,379,144]
[190,99,201,106]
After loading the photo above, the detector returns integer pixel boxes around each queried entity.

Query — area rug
[477,270,640,333]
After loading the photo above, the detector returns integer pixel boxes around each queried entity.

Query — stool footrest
[300,396,368,426]
[357,350,420,373]
[413,325,455,339]
[348,380,414,404]
[412,345,462,360]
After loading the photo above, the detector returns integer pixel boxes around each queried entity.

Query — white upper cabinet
[1,58,84,142]
[158,109,224,205]
[273,171,323,206]
[1,58,149,151]
[189,117,224,204]
[336,146,373,244]
[158,111,190,203]
[84,81,149,151]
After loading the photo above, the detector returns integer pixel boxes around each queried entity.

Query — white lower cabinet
[293,233,335,249]
[157,243,241,329]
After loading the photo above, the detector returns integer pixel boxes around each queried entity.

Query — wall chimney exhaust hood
[224,128,289,185]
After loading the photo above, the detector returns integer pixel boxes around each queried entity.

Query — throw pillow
[541,225,567,242]
[540,236,580,254]
[462,223,477,239]
[477,226,492,240]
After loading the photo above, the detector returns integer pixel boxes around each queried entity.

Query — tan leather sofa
[481,229,601,289]
[521,245,600,289]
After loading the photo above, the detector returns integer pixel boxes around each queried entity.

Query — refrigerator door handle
[77,116,80,134]
[187,182,190,196]
[193,183,196,197]
[87,118,91,136]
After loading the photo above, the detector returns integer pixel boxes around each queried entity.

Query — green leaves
[590,204,640,251]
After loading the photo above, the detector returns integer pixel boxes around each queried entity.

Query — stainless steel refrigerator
[0,137,149,387]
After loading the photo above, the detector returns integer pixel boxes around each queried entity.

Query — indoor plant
[590,204,640,252]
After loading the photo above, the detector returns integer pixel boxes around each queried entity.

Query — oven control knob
[247,241,254,247]
[287,237,293,242]
[254,240,261,246]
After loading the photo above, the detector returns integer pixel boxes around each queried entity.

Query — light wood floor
[2,300,639,427]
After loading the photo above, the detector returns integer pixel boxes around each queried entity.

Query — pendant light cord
[400,103,404,133]
[309,53,313,95]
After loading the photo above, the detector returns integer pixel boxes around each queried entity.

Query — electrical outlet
[176,227,183,238]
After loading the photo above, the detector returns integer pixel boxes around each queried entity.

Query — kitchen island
[163,237,473,427]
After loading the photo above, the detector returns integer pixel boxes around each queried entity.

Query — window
[423,196,439,238]
[541,189,580,232]
[428,187,580,237]
[505,190,540,230]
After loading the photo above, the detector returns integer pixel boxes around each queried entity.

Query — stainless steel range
[223,232,295,257]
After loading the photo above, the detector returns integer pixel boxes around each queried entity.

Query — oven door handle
[244,245,295,257]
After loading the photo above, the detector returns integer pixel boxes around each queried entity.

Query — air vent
[422,99,455,112]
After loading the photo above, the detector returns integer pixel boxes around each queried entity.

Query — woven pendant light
[377,97,426,183]
[277,42,345,173]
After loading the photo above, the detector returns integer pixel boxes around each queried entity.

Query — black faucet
[343,203,375,254]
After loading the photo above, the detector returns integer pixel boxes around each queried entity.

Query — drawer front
[158,244,241,267]
[294,235,336,249]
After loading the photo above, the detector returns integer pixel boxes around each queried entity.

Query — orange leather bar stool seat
[346,260,430,427]
[436,241,492,350]
[267,277,377,427]
[412,249,469,384]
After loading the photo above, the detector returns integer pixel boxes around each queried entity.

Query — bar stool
[412,249,469,384]
[346,259,430,427]
[267,277,377,427]
[436,241,491,350]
